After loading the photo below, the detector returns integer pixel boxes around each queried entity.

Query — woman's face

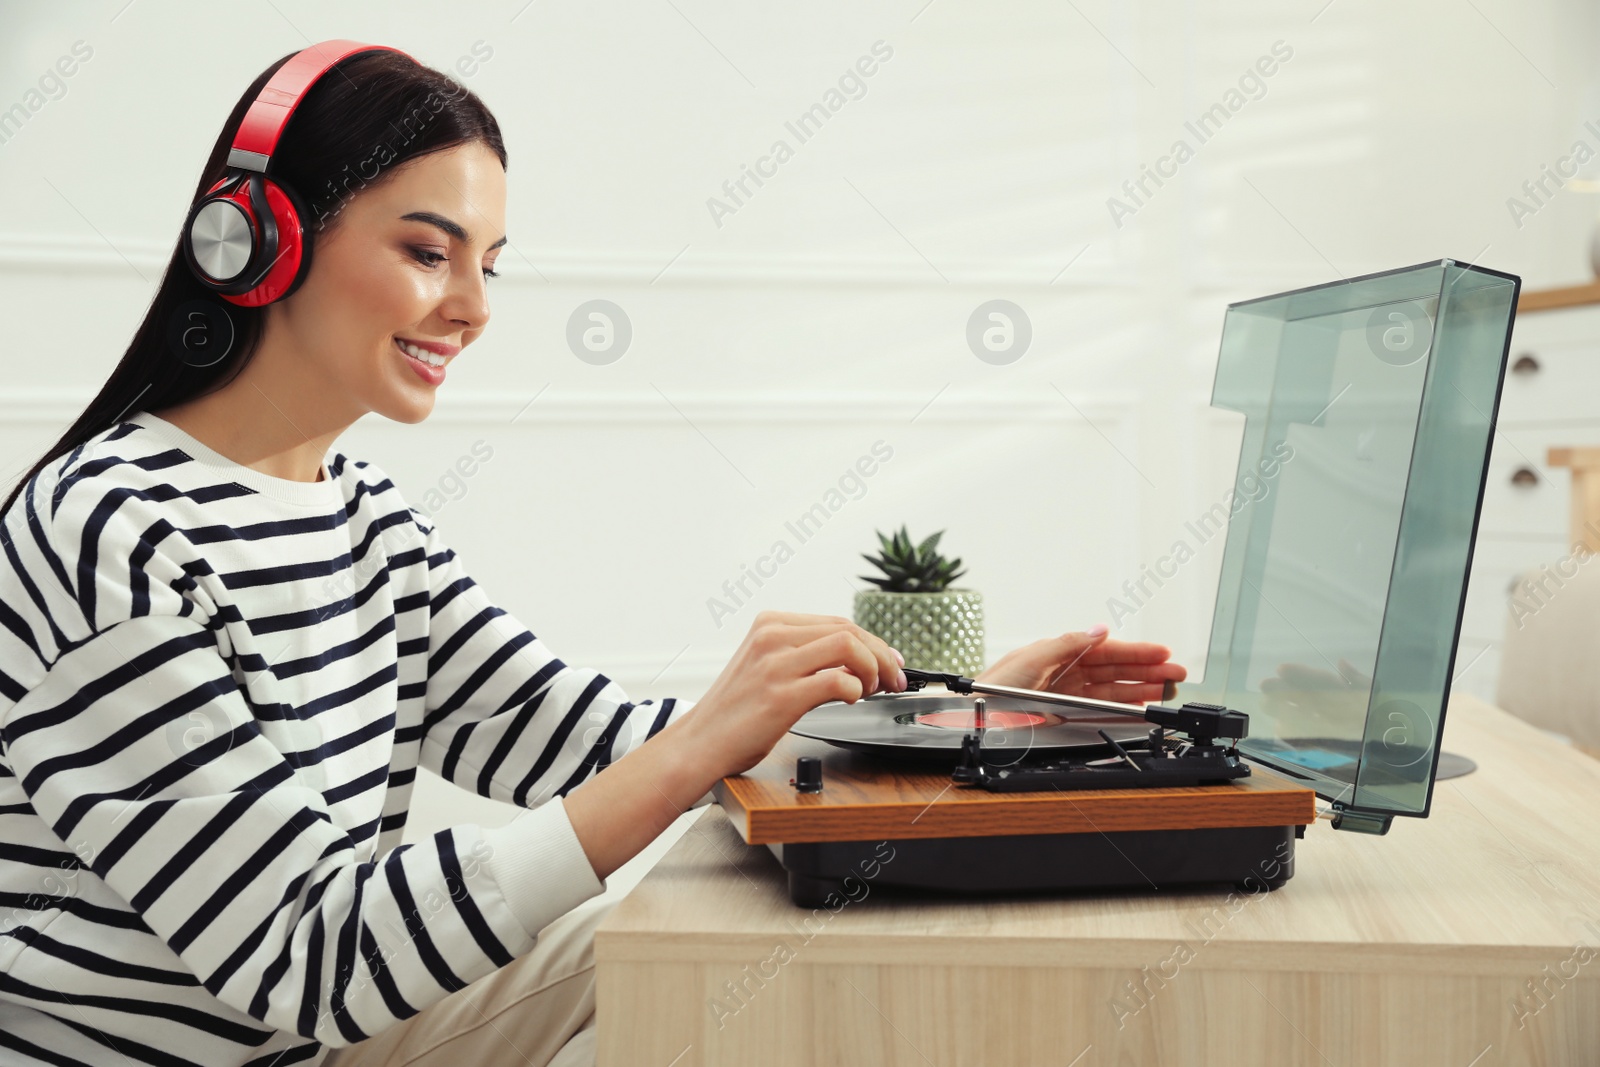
[270,141,506,425]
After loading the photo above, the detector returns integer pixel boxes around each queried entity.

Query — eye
[410,246,499,281]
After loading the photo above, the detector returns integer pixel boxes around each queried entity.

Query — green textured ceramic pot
[852,588,985,675]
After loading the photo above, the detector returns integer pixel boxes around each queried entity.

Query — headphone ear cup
[220,174,309,308]
[183,173,257,293]
[264,176,314,304]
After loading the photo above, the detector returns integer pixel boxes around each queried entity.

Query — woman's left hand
[974,623,1187,704]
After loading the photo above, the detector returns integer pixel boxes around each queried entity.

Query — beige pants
[320,807,701,1067]
[319,885,607,1067]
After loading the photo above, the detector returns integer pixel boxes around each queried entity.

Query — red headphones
[182,40,411,307]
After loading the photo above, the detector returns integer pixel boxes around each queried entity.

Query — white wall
[4,1,1598,831]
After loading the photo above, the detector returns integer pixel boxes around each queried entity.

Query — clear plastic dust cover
[1186,259,1520,830]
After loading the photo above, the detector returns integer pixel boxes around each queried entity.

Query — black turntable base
[714,690,1319,908]
[775,823,1299,908]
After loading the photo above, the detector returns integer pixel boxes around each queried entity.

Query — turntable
[712,259,1523,907]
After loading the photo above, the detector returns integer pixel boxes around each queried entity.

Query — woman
[0,43,1186,1067]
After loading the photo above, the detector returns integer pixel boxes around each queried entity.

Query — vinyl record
[789,691,1149,762]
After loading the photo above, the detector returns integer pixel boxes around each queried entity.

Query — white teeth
[398,340,446,367]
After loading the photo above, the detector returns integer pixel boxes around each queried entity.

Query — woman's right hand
[680,610,907,778]
[564,609,905,881]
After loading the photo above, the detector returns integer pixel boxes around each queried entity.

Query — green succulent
[859,525,966,593]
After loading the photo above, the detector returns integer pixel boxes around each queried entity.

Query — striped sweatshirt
[0,410,691,1065]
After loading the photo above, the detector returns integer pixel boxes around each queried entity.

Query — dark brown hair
[1,46,506,515]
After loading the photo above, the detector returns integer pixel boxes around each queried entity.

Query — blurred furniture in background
[1458,286,1600,709]
[1517,279,1600,312]
[1548,445,1600,551]
[1467,284,1600,755]
[1496,557,1600,758]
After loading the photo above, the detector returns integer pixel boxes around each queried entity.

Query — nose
[442,265,491,332]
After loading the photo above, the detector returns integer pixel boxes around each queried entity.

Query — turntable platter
[789,691,1149,761]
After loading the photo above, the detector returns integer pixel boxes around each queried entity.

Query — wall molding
[0,387,1137,427]
[0,232,1141,290]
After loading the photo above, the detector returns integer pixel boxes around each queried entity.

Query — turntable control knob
[792,756,824,793]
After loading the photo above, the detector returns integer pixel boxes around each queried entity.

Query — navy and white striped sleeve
[411,509,696,809]
[0,487,609,1047]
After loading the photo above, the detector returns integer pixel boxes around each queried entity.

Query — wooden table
[595,695,1600,1066]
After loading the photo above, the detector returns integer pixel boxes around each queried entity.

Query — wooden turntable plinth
[717,733,1318,845]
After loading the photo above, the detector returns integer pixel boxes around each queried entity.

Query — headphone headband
[227,39,409,172]
[183,38,416,307]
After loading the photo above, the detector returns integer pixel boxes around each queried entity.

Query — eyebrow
[400,210,508,251]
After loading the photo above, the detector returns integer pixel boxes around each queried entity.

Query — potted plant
[854,525,984,675]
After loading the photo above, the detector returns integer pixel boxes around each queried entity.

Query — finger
[849,626,905,691]
[768,621,903,691]
[1078,679,1176,704]
[1071,662,1188,685]
[1335,658,1369,687]
[751,610,861,632]
[1032,628,1111,688]
[786,630,884,696]
[759,622,857,648]
[1072,640,1175,666]
[791,666,865,709]
[1271,663,1344,689]
[996,627,1108,682]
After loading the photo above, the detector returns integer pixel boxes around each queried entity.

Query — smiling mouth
[395,338,448,367]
